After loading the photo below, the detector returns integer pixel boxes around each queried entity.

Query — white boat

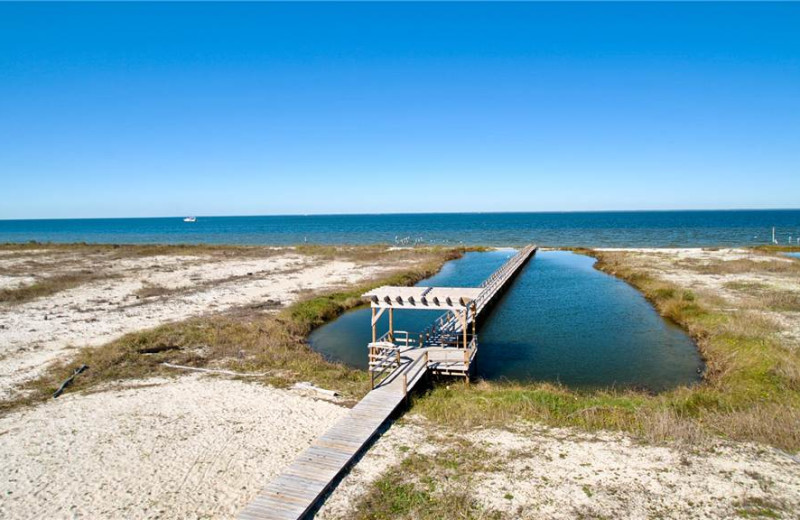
[183,216,196,222]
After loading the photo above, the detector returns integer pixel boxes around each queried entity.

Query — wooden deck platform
[237,244,537,520]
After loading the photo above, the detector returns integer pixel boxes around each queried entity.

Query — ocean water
[310,250,702,391]
[1,210,798,247]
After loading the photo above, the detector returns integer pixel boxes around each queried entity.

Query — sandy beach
[0,245,432,518]
[596,247,800,346]
[1,375,347,519]
[2,245,799,519]
[0,246,398,399]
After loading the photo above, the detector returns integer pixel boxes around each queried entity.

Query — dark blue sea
[1,210,798,247]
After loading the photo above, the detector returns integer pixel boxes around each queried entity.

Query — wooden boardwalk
[238,245,537,520]
[238,357,428,520]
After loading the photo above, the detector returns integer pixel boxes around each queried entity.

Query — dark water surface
[309,250,702,391]
[1,210,798,247]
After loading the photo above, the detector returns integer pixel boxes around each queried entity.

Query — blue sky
[1,2,799,219]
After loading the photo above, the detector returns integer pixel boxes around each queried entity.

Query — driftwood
[291,381,339,397]
[53,364,89,398]
[160,362,267,377]
[137,345,180,354]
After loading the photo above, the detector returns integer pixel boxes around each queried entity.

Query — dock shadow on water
[310,250,702,392]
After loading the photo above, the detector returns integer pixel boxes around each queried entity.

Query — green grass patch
[752,245,800,254]
[352,446,503,520]
[735,496,786,518]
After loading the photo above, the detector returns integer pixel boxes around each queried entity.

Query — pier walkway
[238,244,537,520]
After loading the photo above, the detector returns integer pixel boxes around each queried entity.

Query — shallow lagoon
[310,250,702,391]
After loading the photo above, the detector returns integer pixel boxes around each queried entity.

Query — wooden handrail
[401,352,429,395]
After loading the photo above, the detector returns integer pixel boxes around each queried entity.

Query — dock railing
[417,244,537,345]
[402,351,429,395]
[368,341,400,388]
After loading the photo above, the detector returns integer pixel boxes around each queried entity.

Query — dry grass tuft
[0,271,114,304]
[682,257,800,276]
[0,241,285,260]
[352,442,503,520]
[133,283,175,299]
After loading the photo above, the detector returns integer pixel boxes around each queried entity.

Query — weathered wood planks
[237,363,419,520]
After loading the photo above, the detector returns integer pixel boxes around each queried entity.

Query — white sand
[319,419,800,519]
[0,249,389,399]
[0,374,348,519]
[597,247,800,346]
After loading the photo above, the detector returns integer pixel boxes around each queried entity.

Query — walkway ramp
[238,353,428,520]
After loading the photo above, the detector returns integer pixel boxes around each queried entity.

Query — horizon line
[2,207,800,222]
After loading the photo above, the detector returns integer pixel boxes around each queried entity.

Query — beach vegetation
[352,443,502,520]
[0,271,116,305]
[411,249,800,452]
[1,246,464,414]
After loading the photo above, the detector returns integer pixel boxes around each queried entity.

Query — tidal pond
[310,250,702,391]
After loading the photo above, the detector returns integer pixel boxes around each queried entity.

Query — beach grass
[0,271,117,304]
[2,246,465,414]
[752,245,800,254]
[353,442,503,520]
[0,241,282,256]
[0,242,286,303]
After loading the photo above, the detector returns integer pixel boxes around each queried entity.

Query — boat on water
[183,216,196,222]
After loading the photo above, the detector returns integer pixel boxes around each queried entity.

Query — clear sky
[1,2,799,219]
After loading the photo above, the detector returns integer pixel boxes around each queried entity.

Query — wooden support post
[462,309,468,349]
[471,302,477,338]
[403,374,408,395]
[388,308,394,343]
[371,307,376,343]
[370,351,375,389]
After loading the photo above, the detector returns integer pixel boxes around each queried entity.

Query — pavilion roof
[362,286,482,310]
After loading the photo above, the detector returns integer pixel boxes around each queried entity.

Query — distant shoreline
[3,207,800,222]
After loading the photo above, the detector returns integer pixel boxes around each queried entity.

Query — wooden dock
[238,244,537,520]
[366,244,538,382]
